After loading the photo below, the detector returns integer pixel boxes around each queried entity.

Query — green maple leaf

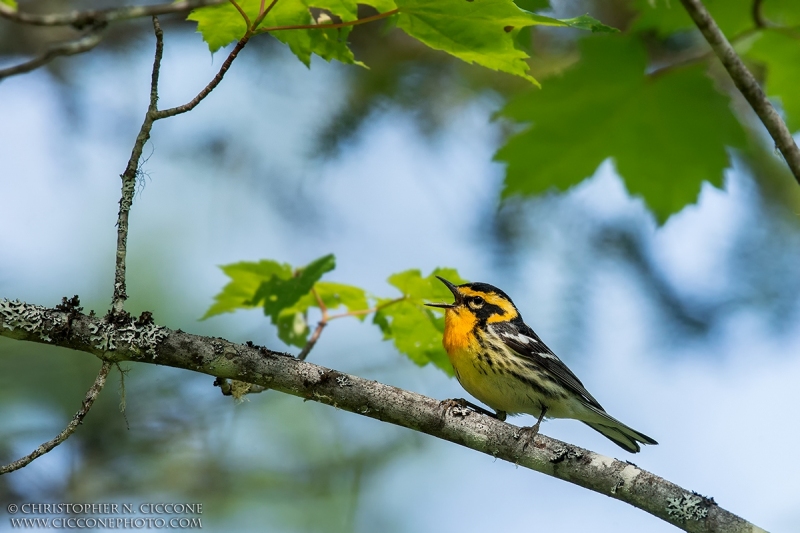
[250,254,336,318]
[495,36,745,223]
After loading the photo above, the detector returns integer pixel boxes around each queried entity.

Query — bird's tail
[582,405,657,454]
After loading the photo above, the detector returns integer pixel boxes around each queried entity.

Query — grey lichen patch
[0,299,67,343]
[550,445,584,464]
[89,316,167,358]
[666,493,710,521]
[211,340,224,355]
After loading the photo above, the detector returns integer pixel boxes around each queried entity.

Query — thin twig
[111,17,163,312]
[296,287,329,360]
[0,27,104,82]
[297,320,327,360]
[311,286,329,320]
[752,0,767,29]
[647,27,758,78]
[152,0,282,119]
[679,0,800,184]
[0,362,112,475]
[252,0,280,31]
[152,38,250,120]
[0,0,224,29]
[255,8,399,34]
[297,294,406,359]
[327,296,406,321]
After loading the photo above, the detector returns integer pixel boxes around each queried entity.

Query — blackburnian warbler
[426,277,657,453]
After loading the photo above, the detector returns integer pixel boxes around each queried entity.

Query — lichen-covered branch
[0,0,224,29]
[0,298,767,533]
[679,0,800,185]
[0,26,104,82]
[0,359,111,475]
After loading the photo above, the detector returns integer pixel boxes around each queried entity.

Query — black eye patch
[468,296,485,309]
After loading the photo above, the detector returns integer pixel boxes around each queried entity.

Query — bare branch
[0,361,112,475]
[679,0,800,185]
[0,27,104,82]
[0,298,767,533]
[0,0,224,29]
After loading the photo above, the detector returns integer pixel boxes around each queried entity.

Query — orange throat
[442,307,478,357]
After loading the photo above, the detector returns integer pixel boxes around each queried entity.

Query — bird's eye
[468,296,485,309]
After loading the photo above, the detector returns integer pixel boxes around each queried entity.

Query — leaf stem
[327,296,406,321]
[297,293,406,360]
[255,8,399,35]
[252,0,279,31]
[228,0,251,29]
[311,287,329,322]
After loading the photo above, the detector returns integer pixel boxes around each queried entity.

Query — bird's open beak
[425,276,461,309]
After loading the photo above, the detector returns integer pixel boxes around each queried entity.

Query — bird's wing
[491,321,604,410]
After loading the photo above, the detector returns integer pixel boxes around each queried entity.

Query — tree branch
[0,26,105,82]
[0,298,766,533]
[0,0,224,29]
[679,0,800,185]
[0,360,112,475]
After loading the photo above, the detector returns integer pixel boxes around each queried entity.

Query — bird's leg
[520,406,548,451]
[530,406,547,435]
[440,398,501,419]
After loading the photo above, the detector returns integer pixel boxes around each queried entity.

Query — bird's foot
[439,398,471,418]
[439,398,500,419]
[515,408,548,452]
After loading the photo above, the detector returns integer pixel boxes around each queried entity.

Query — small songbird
[426,277,657,453]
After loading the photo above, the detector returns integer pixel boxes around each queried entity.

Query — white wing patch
[501,331,536,345]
